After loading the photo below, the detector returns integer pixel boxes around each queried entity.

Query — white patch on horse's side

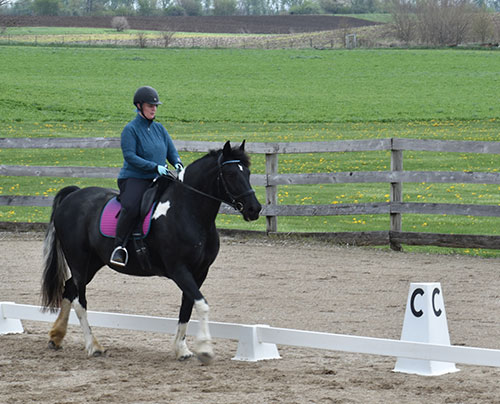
[238,164,243,172]
[153,200,171,220]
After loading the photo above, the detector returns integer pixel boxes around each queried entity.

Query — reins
[164,154,254,212]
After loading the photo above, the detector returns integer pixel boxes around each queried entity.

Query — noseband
[217,155,255,212]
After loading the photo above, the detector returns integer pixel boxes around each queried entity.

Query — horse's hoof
[177,353,194,361]
[48,340,62,350]
[90,349,107,358]
[196,351,214,365]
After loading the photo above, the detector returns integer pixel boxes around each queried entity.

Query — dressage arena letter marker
[394,282,459,376]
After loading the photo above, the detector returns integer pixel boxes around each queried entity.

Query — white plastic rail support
[232,324,281,362]
[0,302,24,334]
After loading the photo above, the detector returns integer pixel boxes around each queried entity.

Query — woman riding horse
[41,140,261,363]
[110,86,184,267]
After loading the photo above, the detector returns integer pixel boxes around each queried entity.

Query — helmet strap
[137,103,155,123]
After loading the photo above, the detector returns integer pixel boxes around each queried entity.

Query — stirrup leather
[110,246,128,267]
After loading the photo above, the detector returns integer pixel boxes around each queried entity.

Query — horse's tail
[41,186,80,312]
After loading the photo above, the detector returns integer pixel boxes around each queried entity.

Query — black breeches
[115,178,153,246]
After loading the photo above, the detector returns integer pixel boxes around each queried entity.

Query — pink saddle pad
[100,197,154,238]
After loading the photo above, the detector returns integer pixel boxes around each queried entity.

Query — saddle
[100,179,171,272]
[99,178,165,239]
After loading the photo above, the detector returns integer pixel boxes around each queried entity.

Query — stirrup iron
[110,246,128,267]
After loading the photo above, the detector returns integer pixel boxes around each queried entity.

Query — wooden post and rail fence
[1,137,500,251]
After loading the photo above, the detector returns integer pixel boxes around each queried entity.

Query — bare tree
[470,9,494,43]
[494,13,500,43]
[416,0,474,46]
[111,16,130,32]
[0,12,16,35]
[389,0,417,44]
[161,29,176,47]
[0,0,11,7]
[136,32,147,48]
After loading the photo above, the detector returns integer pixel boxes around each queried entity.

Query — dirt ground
[1,232,499,404]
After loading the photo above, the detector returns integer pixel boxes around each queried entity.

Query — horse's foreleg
[174,322,193,361]
[193,298,214,365]
[48,298,71,349]
[169,267,214,364]
[174,296,194,361]
[72,299,105,357]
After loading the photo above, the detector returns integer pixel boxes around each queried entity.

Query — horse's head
[218,140,261,222]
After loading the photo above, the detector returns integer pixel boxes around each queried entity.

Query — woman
[110,86,184,267]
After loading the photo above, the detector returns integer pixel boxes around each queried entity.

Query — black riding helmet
[133,86,162,106]
[133,86,162,122]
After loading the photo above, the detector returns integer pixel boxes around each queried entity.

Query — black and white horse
[41,141,261,363]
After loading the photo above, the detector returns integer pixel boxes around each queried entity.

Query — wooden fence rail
[2,137,500,250]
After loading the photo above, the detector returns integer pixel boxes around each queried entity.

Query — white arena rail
[1,302,500,370]
[257,327,500,368]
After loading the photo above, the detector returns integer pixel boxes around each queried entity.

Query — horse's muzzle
[242,200,262,222]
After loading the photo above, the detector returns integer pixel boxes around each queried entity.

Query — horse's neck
[182,157,222,221]
[185,155,217,190]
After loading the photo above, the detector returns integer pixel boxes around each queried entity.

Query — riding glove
[157,165,168,176]
[175,163,185,182]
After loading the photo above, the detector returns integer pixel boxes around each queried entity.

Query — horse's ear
[239,140,246,151]
[223,141,231,157]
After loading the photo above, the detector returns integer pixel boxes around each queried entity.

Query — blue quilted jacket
[118,113,181,179]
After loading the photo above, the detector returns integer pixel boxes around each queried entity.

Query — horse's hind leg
[66,268,106,357]
[48,298,71,350]
[72,291,106,357]
[51,256,105,357]
[48,278,77,350]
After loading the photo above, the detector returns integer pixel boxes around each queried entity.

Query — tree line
[1,0,383,16]
[390,0,499,45]
[1,0,497,17]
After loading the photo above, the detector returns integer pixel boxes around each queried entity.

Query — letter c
[432,287,442,317]
[410,288,424,318]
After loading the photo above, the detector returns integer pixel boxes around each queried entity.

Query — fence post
[390,139,403,251]
[265,153,278,233]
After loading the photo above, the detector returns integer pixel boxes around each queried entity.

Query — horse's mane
[184,144,251,179]
[207,146,251,167]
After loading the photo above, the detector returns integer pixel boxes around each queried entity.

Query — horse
[41,140,261,364]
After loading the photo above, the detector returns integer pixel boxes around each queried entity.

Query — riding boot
[110,207,136,267]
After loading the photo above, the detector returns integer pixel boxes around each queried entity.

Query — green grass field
[1,45,499,255]
[1,46,499,124]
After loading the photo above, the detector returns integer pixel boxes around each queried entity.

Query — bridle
[166,154,255,212]
[217,155,255,211]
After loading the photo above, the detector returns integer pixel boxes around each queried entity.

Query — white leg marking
[72,299,105,357]
[174,323,193,361]
[152,200,171,220]
[194,299,214,364]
